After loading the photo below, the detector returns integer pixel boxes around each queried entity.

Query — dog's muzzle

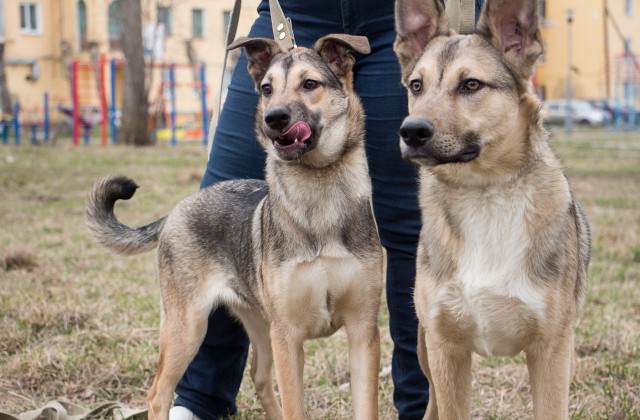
[274,121,312,148]
[399,118,480,165]
[264,107,314,160]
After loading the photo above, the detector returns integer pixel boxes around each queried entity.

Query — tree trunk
[118,0,151,145]
[0,42,12,115]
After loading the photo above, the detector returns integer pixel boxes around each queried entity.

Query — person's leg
[476,0,486,23]
[173,10,273,420]
[351,6,429,418]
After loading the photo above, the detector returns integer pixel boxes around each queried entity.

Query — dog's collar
[270,0,297,51]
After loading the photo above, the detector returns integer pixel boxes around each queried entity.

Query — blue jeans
[175,0,483,418]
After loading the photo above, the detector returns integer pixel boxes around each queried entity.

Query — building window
[222,10,231,39]
[625,0,633,16]
[157,5,172,36]
[192,9,204,38]
[108,0,122,49]
[539,0,546,21]
[19,2,42,35]
[78,0,88,49]
[0,0,6,40]
[538,85,546,101]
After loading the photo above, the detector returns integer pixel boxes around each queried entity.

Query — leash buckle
[270,0,297,50]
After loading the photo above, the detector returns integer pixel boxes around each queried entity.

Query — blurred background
[0,0,639,417]
[0,0,262,147]
[536,0,639,134]
[0,0,638,149]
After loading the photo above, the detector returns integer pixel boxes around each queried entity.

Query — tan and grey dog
[393,0,590,418]
[86,34,383,420]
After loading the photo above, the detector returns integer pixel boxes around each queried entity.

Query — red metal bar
[99,54,108,146]
[72,60,79,146]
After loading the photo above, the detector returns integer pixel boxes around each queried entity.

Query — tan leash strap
[208,0,243,156]
[445,0,476,35]
[1,401,147,420]
[207,0,296,157]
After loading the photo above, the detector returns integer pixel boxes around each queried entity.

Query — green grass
[1,133,639,418]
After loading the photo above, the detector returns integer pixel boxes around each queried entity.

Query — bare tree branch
[0,42,12,114]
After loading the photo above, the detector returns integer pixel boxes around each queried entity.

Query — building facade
[0,0,260,115]
[3,1,638,119]
[536,0,639,108]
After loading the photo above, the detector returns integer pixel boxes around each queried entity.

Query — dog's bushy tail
[86,175,166,255]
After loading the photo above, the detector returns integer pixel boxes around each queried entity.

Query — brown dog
[86,34,383,420]
[393,0,591,418]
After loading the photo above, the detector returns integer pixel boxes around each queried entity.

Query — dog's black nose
[265,107,291,131]
[399,119,435,147]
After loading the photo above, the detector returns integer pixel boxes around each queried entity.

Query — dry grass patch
[1,134,639,418]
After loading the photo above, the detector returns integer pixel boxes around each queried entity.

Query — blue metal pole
[83,125,90,146]
[31,124,37,145]
[170,63,177,146]
[2,123,7,145]
[43,92,50,144]
[631,83,639,128]
[200,62,208,147]
[71,62,78,145]
[614,64,621,131]
[13,103,20,145]
[110,59,118,144]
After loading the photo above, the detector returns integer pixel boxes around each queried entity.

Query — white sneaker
[169,406,201,420]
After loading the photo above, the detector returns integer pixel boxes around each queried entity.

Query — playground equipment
[71,56,108,146]
[604,5,640,130]
[612,50,639,129]
[73,55,210,146]
[2,56,212,146]
[150,62,209,146]
[1,93,68,146]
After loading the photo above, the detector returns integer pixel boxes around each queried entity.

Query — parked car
[587,98,639,125]
[542,99,610,127]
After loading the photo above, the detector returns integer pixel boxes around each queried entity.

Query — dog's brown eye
[460,79,483,92]
[261,84,273,96]
[410,80,422,93]
[303,80,319,90]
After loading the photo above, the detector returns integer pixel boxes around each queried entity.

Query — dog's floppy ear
[476,0,543,81]
[312,35,371,81]
[394,0,450,81]
[227,37,284,84]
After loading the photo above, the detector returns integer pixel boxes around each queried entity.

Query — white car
[542,99,610,127]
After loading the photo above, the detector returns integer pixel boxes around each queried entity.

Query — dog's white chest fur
[273,244,364,338]
[436,187,546,357]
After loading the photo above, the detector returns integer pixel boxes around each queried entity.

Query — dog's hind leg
[233,308,283,420]
[147,295,212,420]
[417,324,438,420]
[526,330,574,420]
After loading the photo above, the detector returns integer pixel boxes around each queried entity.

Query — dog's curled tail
[86,175,166,255]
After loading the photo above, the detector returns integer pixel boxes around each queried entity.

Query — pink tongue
[282,121,311,142]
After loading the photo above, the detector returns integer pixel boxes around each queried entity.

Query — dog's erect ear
[476,0,543,81]
[394,0,450,80]
[312,35,371,80]
[227,37,284,84]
